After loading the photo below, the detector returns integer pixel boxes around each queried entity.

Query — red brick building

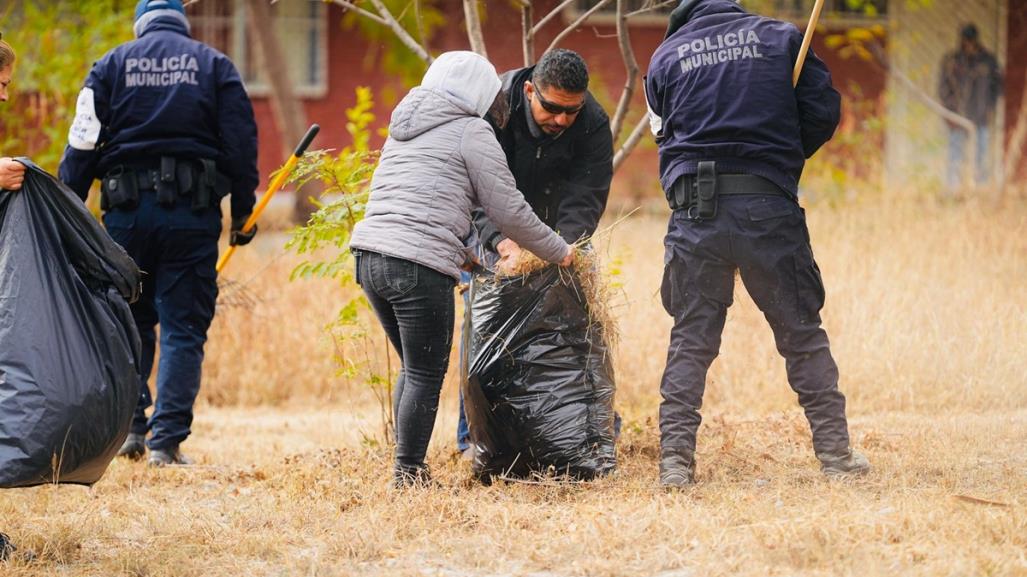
[186,1,1024,196]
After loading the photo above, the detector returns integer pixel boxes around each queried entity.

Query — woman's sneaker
[393,465,435,488]
[818,448,871,477]
[0,532,14,561]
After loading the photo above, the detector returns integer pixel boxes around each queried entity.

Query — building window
[186,0,327,98]
[569,0,887,25]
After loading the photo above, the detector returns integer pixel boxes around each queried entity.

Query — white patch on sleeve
[646,98,662,137]
[643,82,663,137]
[68,87,101,151]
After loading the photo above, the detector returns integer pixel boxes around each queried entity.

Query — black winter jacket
[474,66,613,250]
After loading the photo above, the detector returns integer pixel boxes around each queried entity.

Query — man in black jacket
[458,48,614,453]
[473,48,613,266]
[938,23,1002,189]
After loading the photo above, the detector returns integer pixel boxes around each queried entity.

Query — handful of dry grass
[493,243,620,349]
[490,209,637,347]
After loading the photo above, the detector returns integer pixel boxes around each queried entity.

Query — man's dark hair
[532,49,589,93]
[961,23,979,41]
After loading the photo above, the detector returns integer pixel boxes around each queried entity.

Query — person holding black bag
[0,30,22,564]
[350,51,574,487]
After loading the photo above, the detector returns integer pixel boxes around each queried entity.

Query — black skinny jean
[355,251,456,474]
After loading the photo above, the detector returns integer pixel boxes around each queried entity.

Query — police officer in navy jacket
[59,0,258,467]
[645,0,869,487]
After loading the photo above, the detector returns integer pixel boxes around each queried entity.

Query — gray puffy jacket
[350,52,569,280]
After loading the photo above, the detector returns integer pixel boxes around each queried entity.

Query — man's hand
[229,215,257,246]
[0,158,26,191]
[495,238,522,274]
[496,238,521,260]
[559,245,576,268]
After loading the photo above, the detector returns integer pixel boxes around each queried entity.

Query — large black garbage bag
[464,264,616,481]
[0,159,141,487]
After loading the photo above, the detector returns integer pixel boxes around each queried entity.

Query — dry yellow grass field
[1,193,1025,576]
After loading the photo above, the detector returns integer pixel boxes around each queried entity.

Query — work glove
[230,215,257,246]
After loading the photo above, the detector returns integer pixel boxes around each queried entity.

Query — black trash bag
[0,159,141,488]
[464,264,616,481]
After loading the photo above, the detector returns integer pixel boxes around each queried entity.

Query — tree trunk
[463,0,488,58]
[1002,78,1027,197]
[244,0,314,221]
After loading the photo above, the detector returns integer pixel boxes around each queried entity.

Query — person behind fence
[938,22,1002,189]
[58,0,259,467]
[455,48,614,453]
[645,0,871,488]
[0,31,24,563]
[349,50,575,487]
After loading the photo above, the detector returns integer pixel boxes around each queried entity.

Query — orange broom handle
[216,124,320,274]
[793,0,826,87]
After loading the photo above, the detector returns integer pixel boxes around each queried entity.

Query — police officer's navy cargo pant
[103,192,221,451]
[659,195,850,457]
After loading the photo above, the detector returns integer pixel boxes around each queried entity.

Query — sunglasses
[531,83,585,116]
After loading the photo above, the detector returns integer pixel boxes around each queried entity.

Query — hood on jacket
[666,0,745,38]
[422,51,500,117]
[388,51,501,142]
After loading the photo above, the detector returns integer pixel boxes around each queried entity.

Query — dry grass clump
[495,245,620,349]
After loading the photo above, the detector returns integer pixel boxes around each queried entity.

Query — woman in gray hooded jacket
[349,51,573,486]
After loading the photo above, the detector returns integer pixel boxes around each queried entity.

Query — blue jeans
[355,251,456,474]
[457,272,472,451]
[947,124,990,189]
[103,192,221,451]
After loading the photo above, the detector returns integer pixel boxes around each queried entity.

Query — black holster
[693,161,717,220]
[157,156,177,207]
[100,166,139,211]
[666,161,718,220]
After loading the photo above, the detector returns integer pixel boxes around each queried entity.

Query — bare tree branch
[545,0,614,54]
[329,0,388,26]
[625,0,676,19]
[531,0,578,36]
[521,3,535,67]
[463,0,489,58]
[329,0,433,63]
[609,0,639,142]
[613,113,650,172]
[413,0,429,51]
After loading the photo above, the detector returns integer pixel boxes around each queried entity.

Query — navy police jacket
[645,0,840,196]
[58,17,258,218]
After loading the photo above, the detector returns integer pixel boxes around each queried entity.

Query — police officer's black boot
[817,448,870,478]
[116,433,146,460]
[0,532,14,561]
[659,447,695,489]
